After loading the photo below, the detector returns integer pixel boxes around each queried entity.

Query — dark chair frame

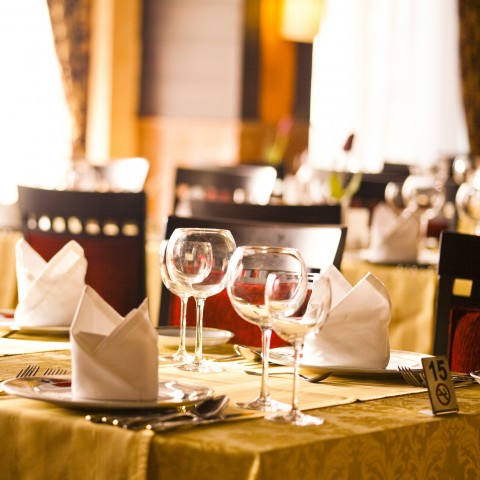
[189,199,342,225]
[433,231,480,359]
[158,214,347,327]
[174,165,277,209]
[17,185,147,316]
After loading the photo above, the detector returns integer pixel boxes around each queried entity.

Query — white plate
[470,371,480,385]
[0,319,70,337]
[1,376,213,410]
[157,326,234,348]
[270,348,432,376]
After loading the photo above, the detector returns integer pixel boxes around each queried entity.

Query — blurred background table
[341,256,437,354]
[0,230,21,310]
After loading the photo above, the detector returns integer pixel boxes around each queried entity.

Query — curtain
[0,0,73,205]
[308,0,470,172]
[458,1,480,154]
[47,0,91,159]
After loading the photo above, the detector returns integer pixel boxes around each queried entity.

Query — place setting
[0,227,476,436]
[0,239,86,339]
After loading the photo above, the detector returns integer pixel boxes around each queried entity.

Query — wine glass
[265,272,331,426]
[384,181,405,212]
[456,168,480,235]
[226,246,307,411]
[158,239,194,363]
[166,228,236,372]
[401,167,446,260]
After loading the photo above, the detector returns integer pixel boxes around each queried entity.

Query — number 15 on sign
[421,356,459,415]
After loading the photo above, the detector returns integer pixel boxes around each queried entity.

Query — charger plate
[1,376,213,410]
[0,316,70,337]
[270,348,432,377]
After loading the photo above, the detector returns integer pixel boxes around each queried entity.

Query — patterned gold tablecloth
[0,343,478,480]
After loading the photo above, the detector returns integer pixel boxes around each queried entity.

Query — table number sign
[420,356,459,416]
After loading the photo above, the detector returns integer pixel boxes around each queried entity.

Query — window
[308,0,469,172]
[0,0,72,205]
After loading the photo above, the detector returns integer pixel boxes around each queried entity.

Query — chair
[189,199,342,224]
[159,214,347,347]
[433,231,480,373]
[350,163,410,212]
[174,164,277,213]
[17,185,147,317]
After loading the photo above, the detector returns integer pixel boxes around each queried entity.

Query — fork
[43,367,68,376]
[398,366,426,387]
[398,366,474,387]
[0,364,40,394]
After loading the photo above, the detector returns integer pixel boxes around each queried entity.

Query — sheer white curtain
[0,0,72,206]
[308,0,469,172]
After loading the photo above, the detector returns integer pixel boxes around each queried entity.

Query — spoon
[212,344,262,362]
[234,344,262,362]
[142,395,230,432]
[244,369,332,383]
[119,395,230,430]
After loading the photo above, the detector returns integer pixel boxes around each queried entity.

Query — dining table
[0,327,479,480]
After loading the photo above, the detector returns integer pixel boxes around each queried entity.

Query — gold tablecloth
[0,230,20,310]
[0,343,479,480]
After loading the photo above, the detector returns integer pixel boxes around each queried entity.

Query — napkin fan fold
[14,239,87,327]
[71,286,158,401]
[367,203,419,263]
[303,265,391,369]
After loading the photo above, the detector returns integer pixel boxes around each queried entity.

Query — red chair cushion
[24,233,144,317]
[449,309,480,373]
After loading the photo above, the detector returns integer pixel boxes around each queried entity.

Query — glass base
[158,351,194,363]
[265,410,325,426]
[177,360,223,373]
[236,397,290,412]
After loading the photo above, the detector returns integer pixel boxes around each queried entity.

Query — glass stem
[176,295,189,356]
[194,297,205,364]
[259,327,272,402]
[419,214,429,245]
[291,340,302,416]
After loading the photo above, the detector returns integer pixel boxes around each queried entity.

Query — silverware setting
[86,395,231,432]
[213,345,294,365]
[43,367,69,376]
[0,364,40,394]
[1,365,69,393]
[398,366,474,387]
[244,369,332,383]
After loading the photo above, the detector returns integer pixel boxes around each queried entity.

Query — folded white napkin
[14,239,87,327]
[367,203,419,263]
[303,265,391,369]
[70,286,158,401]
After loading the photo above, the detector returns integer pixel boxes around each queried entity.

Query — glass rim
[234,245,302,255]
[172,227,233,234]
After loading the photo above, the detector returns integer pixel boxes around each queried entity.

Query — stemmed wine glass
[166,228,236,372]
[226,246,307,411]
[456,168,480,235]
[265,272,331,426]
[158,239,194,363]
[401,166,446,261]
